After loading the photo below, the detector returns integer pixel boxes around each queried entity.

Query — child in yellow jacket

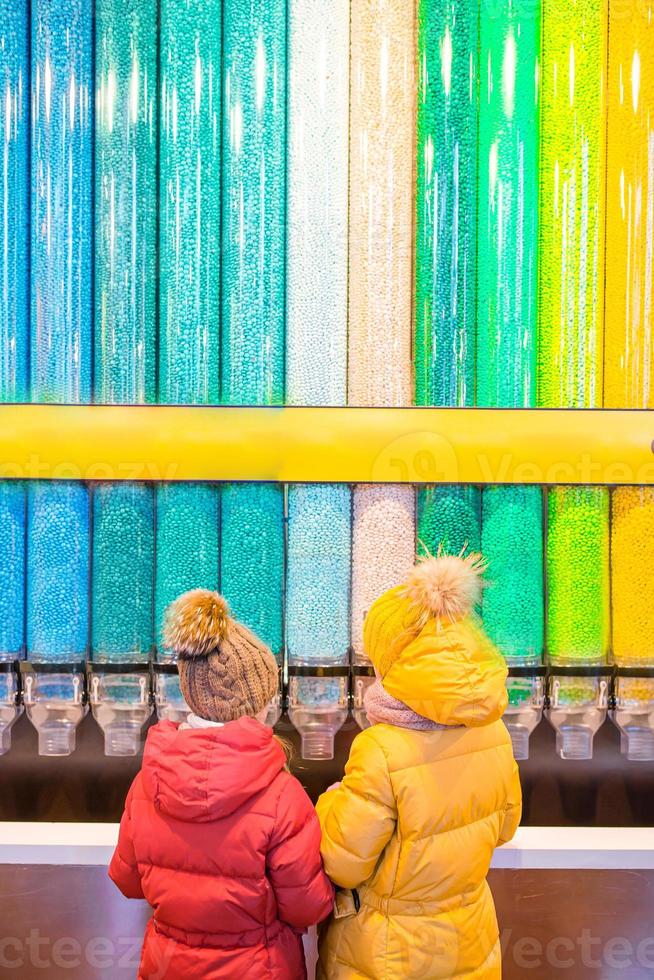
[316,552,522,980]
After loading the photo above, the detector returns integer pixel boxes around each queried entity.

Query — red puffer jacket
[109,717,334,980]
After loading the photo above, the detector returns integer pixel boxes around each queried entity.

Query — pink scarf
[364,679,448,731]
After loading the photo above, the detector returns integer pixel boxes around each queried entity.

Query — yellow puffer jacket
[317,556,522,980]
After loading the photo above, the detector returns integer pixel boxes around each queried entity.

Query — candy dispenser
[538,0,609,759]
[610,485,654,759]
[286,487,350,758]
[0,663,21,756]
[477,0,543,759]
[25,483,90,755]
[349,0,415,717]
[285,0,350,756]
[546,488,610,758]
[26,0,92,755]
[605,0,654,761]
[90,484,154,755]
[415,0,479,585]
[92,0,158,752]
[154,0,221,722]
[219,0,286,705]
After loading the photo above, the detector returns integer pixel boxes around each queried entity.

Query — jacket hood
[380,615,508,727]
[140,717,286,822]
[363,554,507,728]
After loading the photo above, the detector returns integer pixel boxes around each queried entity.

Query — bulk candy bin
[91,0,159,753]
[349,0,415,719]
[477,0,544,759]
[0,0,28,752]
[285,0,350,757]
[219,0,285,693]
[539,0,610,760]
[25,0,92,756]
[154,0,221,724]
[605,0,654,762]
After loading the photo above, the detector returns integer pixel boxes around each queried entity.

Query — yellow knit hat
[363,552,487,678]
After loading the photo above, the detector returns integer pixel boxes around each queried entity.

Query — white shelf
[0,823,652,869]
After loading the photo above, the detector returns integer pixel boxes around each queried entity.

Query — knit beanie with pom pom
[163,590,279,723]
[363,550,488,678]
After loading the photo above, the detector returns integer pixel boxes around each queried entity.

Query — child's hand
[326,781,341,792]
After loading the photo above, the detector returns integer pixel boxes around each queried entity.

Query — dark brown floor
[1,865,653,979]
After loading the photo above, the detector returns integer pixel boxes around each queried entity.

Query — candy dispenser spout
[503,674,544,760]
[352,673,375,731]
[0,668,22,756]
[154,668,190,725]
[545,674,608,761]
[611,677,654,763]
[288,674,348,761]
[22,668,88,757]
[90,670,152,757]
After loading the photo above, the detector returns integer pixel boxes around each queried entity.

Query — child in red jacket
[109,589,334,980]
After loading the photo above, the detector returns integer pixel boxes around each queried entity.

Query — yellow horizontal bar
[0,405,653,485]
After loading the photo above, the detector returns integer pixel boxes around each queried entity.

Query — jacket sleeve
[316,732,396,890]
[498,761,522,846]
[108,781,144,900]
[267,776,335,929]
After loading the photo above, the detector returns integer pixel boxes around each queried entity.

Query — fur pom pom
[163,589,231,660]
[402,550,487,623]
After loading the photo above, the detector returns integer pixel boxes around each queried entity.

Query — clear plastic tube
[159,0,221,406]
[92,483,154,662]
[0,484,25,661]
[477,1,540,409]
[0,4,28,665]
[31,0,93,404]
[605,3,654,680]
[95,0,157,405]
[286,0,348,409]
[604,0,654,411]
[538,0,607,409]
[221,0,286,406]
[348,0,414,408]
[220,484,284,660]
[415,0,478,408]
[155,483,219,661]
[482,486,543,665]
[286,485,350,667]
[417,486,481,557]
[611,488,654,666]
[27,482,90,662]
[0,0,28,405]
[547,486,609,665]
[351,486,415,665]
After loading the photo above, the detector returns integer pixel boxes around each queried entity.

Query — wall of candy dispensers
[0,0,653,784]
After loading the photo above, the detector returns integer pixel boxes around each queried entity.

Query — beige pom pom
[163,589,231,660]
[402,550,487,623]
